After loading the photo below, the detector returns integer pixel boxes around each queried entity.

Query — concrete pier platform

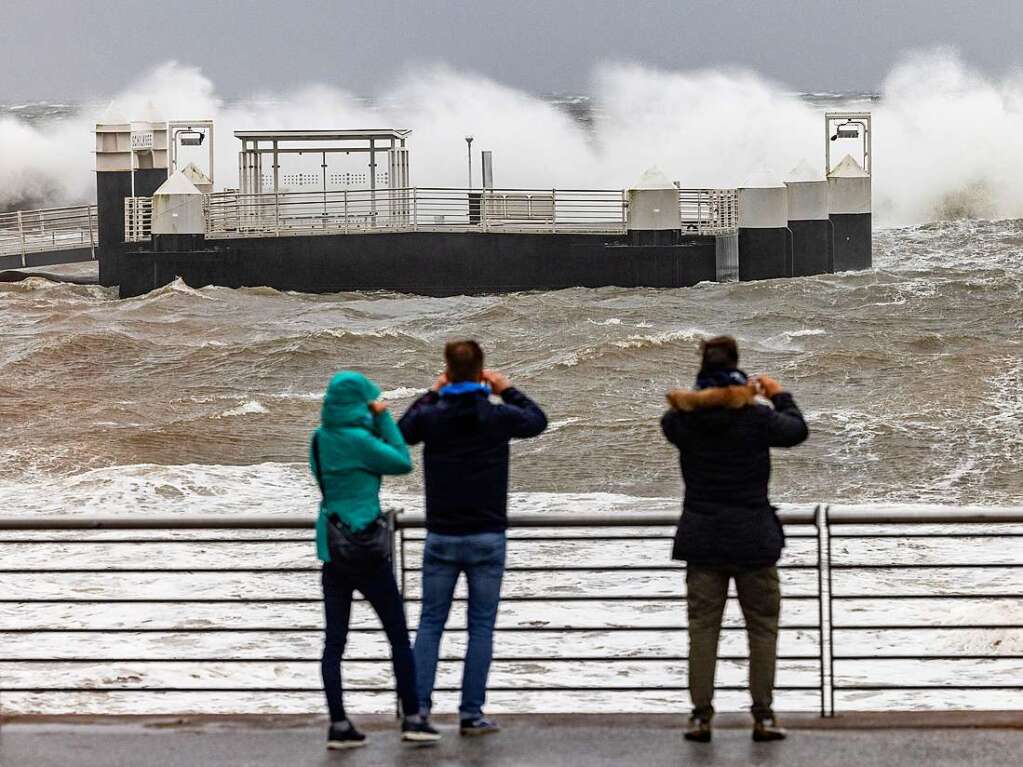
[3,713,1021,767]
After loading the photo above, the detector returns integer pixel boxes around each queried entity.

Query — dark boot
[752,717,787,742]
[684,717,712,743]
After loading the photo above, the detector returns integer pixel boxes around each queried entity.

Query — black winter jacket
[661,384,808,568]
[398,387,547,535]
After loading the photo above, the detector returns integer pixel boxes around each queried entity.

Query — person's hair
[700,335,739,372]
[444,340,485,382]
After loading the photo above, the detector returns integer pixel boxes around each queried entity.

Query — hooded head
[320,371,380,430]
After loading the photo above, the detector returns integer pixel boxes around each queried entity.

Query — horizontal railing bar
[0,625,824,633]
[830,564,1023,569]
[833,624,1023,630]
[4,655,823,663]
[830,533,1023,539]
[0,563,819,573]
[831,594,1023,599]
[826,506,1023,524]
[5,506,1021,530]
[0,595,823,603]
[0,685,820,694]
[834,655,1023,661]
[832,685,1023,691]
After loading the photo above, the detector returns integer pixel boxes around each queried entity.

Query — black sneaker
[752,717,787,742]
[327,720,366,749]
[401,715,441,744]
[459,717,500,736]
[684,717,712,743]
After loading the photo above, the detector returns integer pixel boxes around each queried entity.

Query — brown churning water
[1,220,1022,512]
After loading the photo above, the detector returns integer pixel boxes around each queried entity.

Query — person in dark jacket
[311,371,440,748]
[399,340,547,736]
[660,336,808,744]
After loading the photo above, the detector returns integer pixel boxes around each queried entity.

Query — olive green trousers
[686,564,781,721]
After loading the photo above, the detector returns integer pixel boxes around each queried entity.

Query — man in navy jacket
[399,340,546,735]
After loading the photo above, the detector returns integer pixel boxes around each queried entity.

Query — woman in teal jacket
[311,371,439,748]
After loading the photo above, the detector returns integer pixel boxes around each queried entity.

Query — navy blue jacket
[399,387,547,535]
[661,384,808,568]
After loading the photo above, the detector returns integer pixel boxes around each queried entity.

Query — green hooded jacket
[310,371,412,562]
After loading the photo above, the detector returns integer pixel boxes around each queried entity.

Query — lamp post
[465,135,474,188]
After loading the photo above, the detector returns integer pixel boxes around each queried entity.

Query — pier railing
[124,197,152,243]
[123,187,741,242]
[0,204,97,264]
[680,188,739,234]
[202,187,630,238]
[2,504,1020,717]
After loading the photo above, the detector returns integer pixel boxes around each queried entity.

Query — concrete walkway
[3,714,1021,767]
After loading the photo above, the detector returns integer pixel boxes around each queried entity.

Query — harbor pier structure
[2,112,873,292]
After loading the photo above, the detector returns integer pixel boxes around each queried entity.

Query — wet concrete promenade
[3,713,1021,767]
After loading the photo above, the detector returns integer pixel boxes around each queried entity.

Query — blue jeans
[413,531,506,719]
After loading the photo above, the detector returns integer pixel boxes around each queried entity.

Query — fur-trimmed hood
[666,384,759,412]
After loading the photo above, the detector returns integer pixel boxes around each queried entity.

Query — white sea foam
[215,400,269,418]
[9,49,1023,224]
[380,386,423,400]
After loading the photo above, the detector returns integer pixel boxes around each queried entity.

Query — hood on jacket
[666,384,758,412]
[321,371,380,429]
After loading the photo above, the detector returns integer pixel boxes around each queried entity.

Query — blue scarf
[439,381,492,397]
[695,368,749,390]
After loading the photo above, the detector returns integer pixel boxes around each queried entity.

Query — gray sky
[2,0,1021,100]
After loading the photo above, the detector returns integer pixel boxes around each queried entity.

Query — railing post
[17,210,26,267]
[344,189,349,234]
[824,503,836,716]
[815,503,828,717]
[87,206,96,258]
[552,188,557,233]
[412,188,418,232]
[274,192,280,237]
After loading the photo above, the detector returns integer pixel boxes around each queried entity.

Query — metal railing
[124,197,152,243]
[0,204,98,264]
[202,187,630,238]
[2,504,1019,717]
[679,188,739,234]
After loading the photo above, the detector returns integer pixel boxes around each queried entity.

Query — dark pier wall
[737,227,793,281]
[789,220,834,276]
[115,231,718,298]
[96,169,166,286]
[831,213,872,272]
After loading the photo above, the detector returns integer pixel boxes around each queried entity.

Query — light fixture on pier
[830,125,860,141]
[465,135,474,188]
[178,129,205,146]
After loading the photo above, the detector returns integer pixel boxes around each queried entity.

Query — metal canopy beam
[233,129,411,142]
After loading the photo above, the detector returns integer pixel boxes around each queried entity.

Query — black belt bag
[325,513,392,570]
[313,434,393,571]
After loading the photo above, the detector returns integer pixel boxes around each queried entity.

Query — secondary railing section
[124,197,152,243]
[0,204,98,263]
[1,505,1019,717]
[680,188,739,234]
[203,187,629,238]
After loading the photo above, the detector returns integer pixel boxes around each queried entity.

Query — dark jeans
[686,564,781,721]
[321,560,419,721]
[413,531,506,719]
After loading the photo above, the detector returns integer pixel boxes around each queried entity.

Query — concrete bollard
[785,161,832,276]
[738,171,791,280]
[151,170,206,252]
[626,168,682,246]
[828,154,871,271]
